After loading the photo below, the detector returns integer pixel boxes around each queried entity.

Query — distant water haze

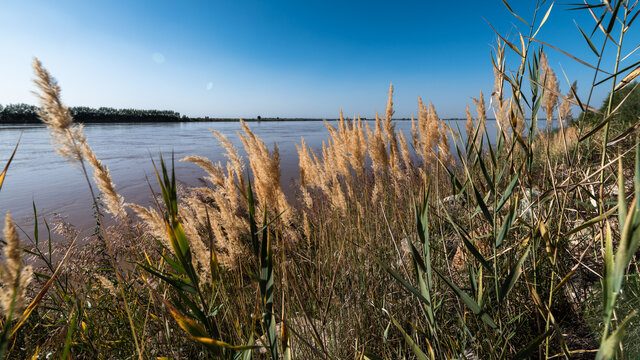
[0,119,552,239]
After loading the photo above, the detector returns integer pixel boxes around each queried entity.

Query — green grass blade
[0,134,20,193]
[473,184,493,224]
[477,153,495,194]
[596,311,637,360]
[496,174,519,213]
[605,0,622,35]
[603,223,614,319]
[576,22,600,56]
[61,304,79,360]
[563,205,618,238]
[389,313,430,360]
[513,329,553,360]
[258,206,277,359]
[531,2,553,39]
[375,255,432,307]
[247,177,259,259]
[618,157,627,228]
[498,245,530,302]
[434,269,497,328]
[442,208,492,271]
[495,200,517,248]
[32,201,38,247]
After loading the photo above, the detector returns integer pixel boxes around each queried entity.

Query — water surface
[0,119,545,237]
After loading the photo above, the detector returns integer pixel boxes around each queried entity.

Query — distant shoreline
[0,102,497,124]
[0,103,484,124]
[0,116,481,125]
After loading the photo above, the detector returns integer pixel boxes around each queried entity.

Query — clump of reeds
[295,82,456,231]
[237,120,291,225]
[132,118,295,270]
[411,97,453,182]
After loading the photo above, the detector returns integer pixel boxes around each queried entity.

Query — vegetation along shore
[0,104,419,124]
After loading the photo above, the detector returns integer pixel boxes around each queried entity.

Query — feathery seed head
[32,58,73,130]
[465,104,475,140]
[0,212,33,318]
[558,81,577,125]
[540,51,559,122]
[33,58,86,164]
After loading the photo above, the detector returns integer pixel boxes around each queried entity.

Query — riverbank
[0,102,462,124]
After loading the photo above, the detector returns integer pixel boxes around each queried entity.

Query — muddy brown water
[1,119,534,240]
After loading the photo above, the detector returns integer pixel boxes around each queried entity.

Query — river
[0,119,544,238]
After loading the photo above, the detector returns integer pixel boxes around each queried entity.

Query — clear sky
[0,0,638,118]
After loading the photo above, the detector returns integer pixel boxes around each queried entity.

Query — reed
[0,212,32,318]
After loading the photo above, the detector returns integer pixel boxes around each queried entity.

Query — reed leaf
[433,269,497,329]
[0,136,20,193]
[389,313,431,360]
[576,22,600,56]
[498,244,530,302]
[513,329,553,360]
[495,200,517,248]
[496,174,519,213]
[596,311,637,360]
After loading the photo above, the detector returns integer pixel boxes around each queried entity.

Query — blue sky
[0,1,637,118]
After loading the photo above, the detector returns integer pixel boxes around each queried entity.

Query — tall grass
[1,1,640,359]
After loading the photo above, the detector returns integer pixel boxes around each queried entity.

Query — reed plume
[174,120,298,268]
[493,40,506,106]
[472,91,487,138]
[32,58,85,165]
[32,58,143,357]
[348,115,367,176]
[95,274,117,297]
[179,136,250,268]
[540,51,559,124]
[297,138,320,189]
[237,120,291,224]
[414,98,442,173]
[324,119,351,178]
[181,155,226,187]
[491,41,512,136]
[558,81,577,125]
[81,142,126,220]
[397,129,412,170]
[438,121,454,169]
[465,104,475,140]
[383,84,401,176]
[0,212,33,319]
[493,97,510,137]
[510,99,525,138]
[367,112,389,174]
[211,129,246,192]
[126,204,167,244]
[33,58,125,221]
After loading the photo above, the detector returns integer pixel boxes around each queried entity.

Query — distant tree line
[0,103,183,124]
[579,81,640,129]
[1,103,434,124]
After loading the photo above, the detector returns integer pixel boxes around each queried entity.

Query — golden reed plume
[0,212,33,318]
